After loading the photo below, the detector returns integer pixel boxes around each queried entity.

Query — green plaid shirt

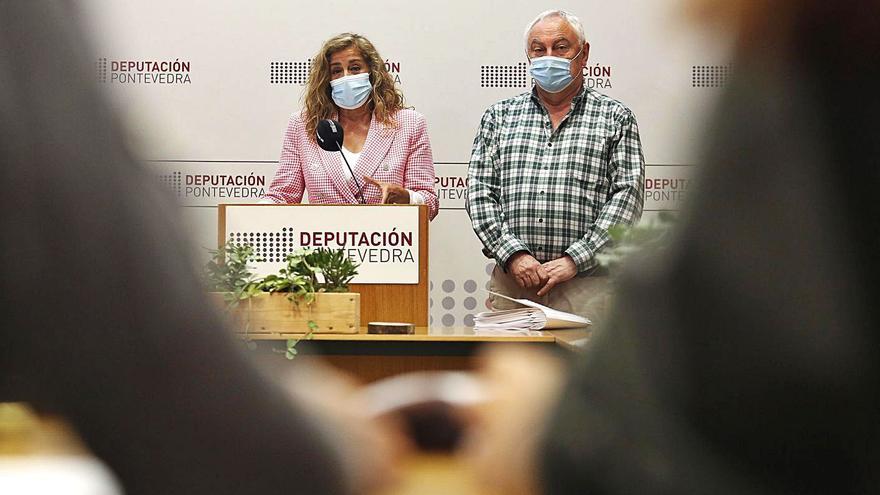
[467,85,645,272]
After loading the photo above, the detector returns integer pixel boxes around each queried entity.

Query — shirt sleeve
[466,107,531,269]
[565,110,645,271]
[407,189,425,205]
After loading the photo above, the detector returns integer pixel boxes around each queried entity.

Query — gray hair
[523,10,586,51]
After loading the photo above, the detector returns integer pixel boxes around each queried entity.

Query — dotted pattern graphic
[270,60,312,85]
[480,63,527,88]
[692,65,730,88]
[429,262,495,328]
[157,171,182,197]
[96,57,108,83]
[228,228,296,263]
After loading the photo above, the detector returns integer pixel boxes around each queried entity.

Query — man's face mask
[529,47,583,94]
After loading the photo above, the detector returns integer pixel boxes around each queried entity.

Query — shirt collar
[530,82,588,109]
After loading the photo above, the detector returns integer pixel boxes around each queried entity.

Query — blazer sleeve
[263,114,306,204]
[403,113,439,219]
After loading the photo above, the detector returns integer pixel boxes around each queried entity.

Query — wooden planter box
[210,292,361,334]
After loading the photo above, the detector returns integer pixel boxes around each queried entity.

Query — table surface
[546,328,593,351]
[242,326,590,347]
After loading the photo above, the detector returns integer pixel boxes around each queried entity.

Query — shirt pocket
[564,163,609,217]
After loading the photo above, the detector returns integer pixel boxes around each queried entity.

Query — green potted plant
[205,243,361,338]
[596,212,677,270]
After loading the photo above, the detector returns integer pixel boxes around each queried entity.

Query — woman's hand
[364,176,410,204]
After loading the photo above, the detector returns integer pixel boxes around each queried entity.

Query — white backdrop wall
[79,0,731,327]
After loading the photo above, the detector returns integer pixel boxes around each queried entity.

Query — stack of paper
[473,292,591,335]
[473,308,548,335]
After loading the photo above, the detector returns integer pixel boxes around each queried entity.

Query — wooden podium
[217,204,429,327]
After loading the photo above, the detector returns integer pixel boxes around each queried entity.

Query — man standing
[467,9,645,326]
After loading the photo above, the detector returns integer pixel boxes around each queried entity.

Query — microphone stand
[336,139,365,204]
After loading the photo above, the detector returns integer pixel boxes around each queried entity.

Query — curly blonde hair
[302,33,407,140]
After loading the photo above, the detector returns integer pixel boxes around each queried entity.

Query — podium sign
[221,204,420,284]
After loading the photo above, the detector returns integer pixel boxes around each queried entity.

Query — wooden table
[243,326,589,382]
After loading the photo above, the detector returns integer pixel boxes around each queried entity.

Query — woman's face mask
[330,72,372,110]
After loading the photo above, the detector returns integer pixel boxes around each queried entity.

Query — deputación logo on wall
[96,57,193,85]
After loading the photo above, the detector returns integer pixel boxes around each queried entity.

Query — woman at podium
[262,33,439,220]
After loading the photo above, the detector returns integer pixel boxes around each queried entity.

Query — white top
[340,147,362,179]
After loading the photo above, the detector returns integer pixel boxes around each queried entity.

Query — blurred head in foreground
[0,3,351,494]
[468,2,880,494]
[541,0,880,492]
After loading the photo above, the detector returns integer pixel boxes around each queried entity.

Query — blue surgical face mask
[330,72,372,110]
[529,48,582,93]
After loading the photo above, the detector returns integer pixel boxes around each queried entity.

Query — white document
[473,292,591,331]
[472,312,547,335]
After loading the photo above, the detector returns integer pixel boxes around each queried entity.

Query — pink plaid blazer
[263,109,439,219]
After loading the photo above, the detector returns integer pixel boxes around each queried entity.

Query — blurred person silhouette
[0,2,397,494]
[465,1,880,494]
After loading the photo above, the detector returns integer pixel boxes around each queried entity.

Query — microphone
[316,119,364,204]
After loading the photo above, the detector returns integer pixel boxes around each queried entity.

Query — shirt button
[547,142,552,147]
[540,190,545,194]
[539,218,544,223]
